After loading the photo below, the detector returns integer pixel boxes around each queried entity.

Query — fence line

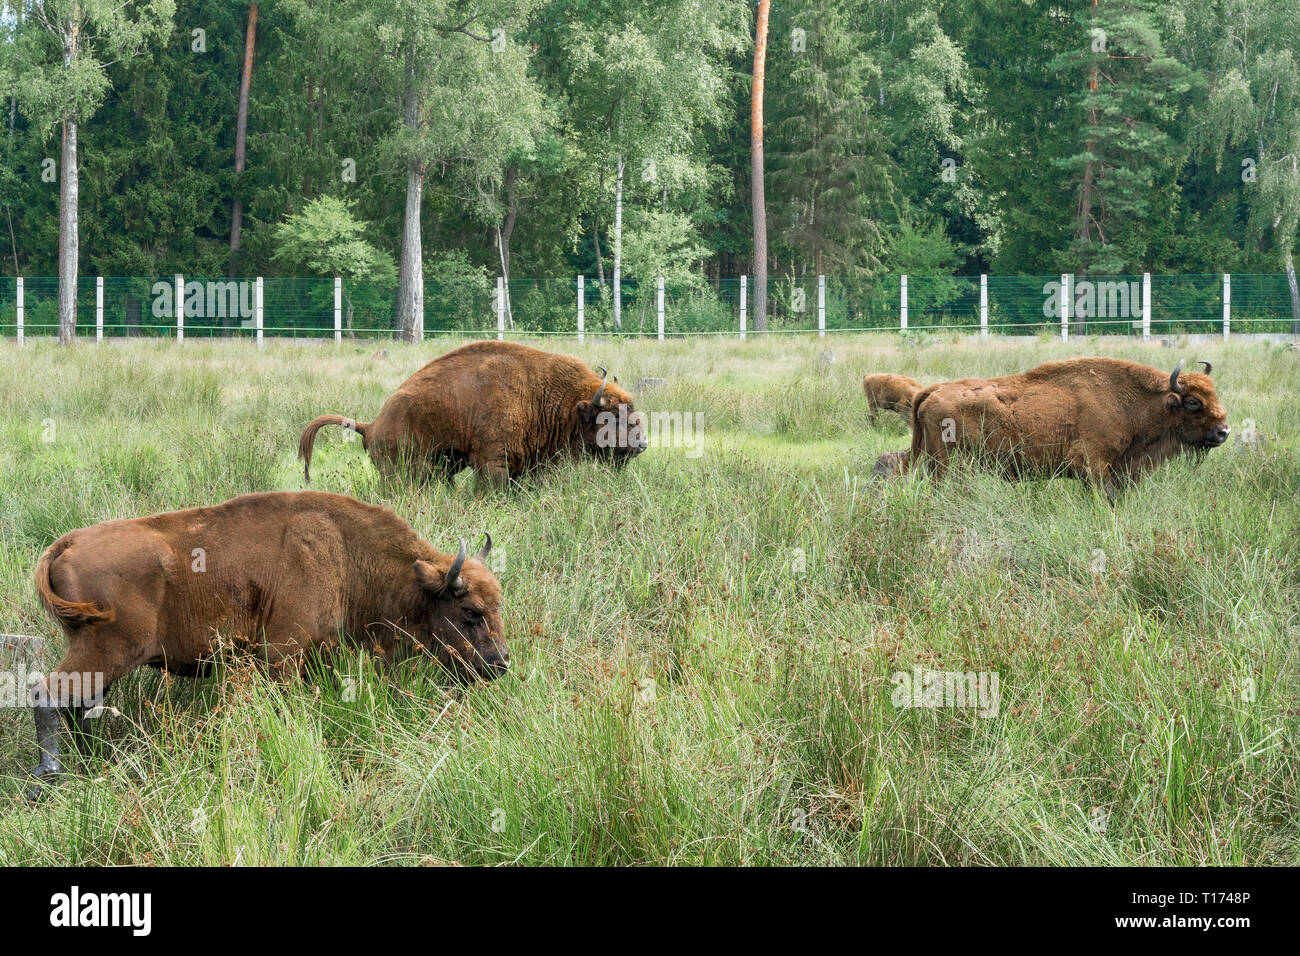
[0,274,1297,342]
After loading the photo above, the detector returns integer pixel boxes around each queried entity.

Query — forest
[1,0,1298,337]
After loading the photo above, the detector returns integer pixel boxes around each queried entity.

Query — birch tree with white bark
[5,0,173,344]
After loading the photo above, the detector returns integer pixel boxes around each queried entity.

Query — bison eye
[1184,397,1202,412]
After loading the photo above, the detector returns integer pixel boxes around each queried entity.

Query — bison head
[412,534,508,681]
[1165,360,1229,449]
[576,367,648,465]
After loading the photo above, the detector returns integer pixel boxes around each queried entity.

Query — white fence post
[496,276,505,341]
[900,275,908,330]
[1060,273,1070,341]
[95,277,104,343]
[175,274,184,342]
[576,276,585,343]
[980,273,988,338]
[657,276,665,341]
[1142,273,1151,341]
[739,275,747,340]
[818,275,826,337]
[15,277,22,345]
[255,277,264,348]
[1222,273,1231,340]
[334,277,342,343]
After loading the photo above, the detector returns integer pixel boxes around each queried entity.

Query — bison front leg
[470,448,512,489]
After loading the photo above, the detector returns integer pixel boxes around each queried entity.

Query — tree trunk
[395,40,424,343]
[57,117,78,344]
[751,0,770,332]
[593,218,606,288]
[1074,0,1099,336]
[497,165,518,328]
[500,165,518,279]
[613,153,624,331]
[229,3,259,279]
[1286,248,1300,335]
[7,95,17,273]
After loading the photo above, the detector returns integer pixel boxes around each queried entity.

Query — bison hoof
[26,758,64,803]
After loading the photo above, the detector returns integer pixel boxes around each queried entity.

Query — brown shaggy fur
[871,450,910,480]
[906,358,1229,497]
[34,491,507,700]
[300,341,647,485]
[863,373,922,425]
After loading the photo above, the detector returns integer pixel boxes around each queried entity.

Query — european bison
[863,373,922,425]
[300,341,648,486]
[27,491,504,791]
[907,358,1228,498]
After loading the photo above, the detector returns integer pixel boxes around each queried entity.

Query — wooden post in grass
[739,275,747,340]
[496,277,505,341]
[980,274,988,338]
[1060,274,1070,342]
[657,277,665,341]
[577,275,585,343]
[1222,274,1231,340]
[334,277,342,344]
[818,275,825,337]
[1141,273,1151,341]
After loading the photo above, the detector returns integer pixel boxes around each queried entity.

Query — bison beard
[26,491,506,799]
[905,358,1229,499]
[299,341,647,486]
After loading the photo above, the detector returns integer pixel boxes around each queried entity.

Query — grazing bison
[863,373,922,425]
[907,358,1228,498]
[27,491,504,791]
[299,341,648,485]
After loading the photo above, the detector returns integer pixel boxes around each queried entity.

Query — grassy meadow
[0,332,1297,865]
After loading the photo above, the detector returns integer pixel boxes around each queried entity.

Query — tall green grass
[0,334,1296,864]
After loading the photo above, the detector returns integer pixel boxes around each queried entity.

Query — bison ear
[1164,393,1183,412]
[413,559,447,594]
[575,399,597,422]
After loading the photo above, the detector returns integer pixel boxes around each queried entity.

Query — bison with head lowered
[300,341,648,486]
[26,491,505,796]
[906,358,1228,499]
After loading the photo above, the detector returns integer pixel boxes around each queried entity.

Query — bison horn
[1169,359,1185,394]
[1197,359,1212,375]
[474,531,492,564]
[445,537,468,593]
[591,366,609,407]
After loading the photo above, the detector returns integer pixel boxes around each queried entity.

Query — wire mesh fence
[0,274,1296,340]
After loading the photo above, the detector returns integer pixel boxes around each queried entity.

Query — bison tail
[35,539,114,629]
[298,415,369,483]
[906,385,939,471]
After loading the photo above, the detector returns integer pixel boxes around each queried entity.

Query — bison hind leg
[431,448,468,486]
[27,628,150,800]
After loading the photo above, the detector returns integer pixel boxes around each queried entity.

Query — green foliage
[767,0,892,275]
[272,196,394,283]
[424,250,490,327]
[0,0,1295,300]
